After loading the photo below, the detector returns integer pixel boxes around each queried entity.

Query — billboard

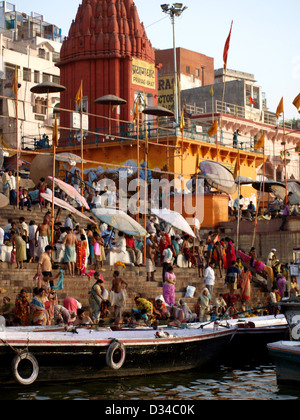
[132,58,156,90]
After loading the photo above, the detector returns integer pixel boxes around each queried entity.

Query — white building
[0,1,62,150]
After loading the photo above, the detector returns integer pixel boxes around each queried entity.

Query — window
[38,48,46,59]
[186,66,190,74]
[42,73,50,83]
[52,75,60,85]
[34,71,40,84]
[23,68,31,82]
[33,97,47,115]
[195,68,200,77]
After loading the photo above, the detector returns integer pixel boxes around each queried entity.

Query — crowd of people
[0,207,295,330]
[0,169,297,329]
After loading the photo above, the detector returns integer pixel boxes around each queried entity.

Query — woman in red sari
[225,237,236,267]
[76,234,88,275]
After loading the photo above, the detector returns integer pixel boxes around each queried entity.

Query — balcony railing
[22,116,263,155]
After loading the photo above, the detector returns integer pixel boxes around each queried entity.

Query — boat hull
[217,316,289,362]
[268,341,300,384]
[280,301,300,341]
[0,327,235,385]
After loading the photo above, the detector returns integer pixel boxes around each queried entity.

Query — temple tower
[58,0,158,135]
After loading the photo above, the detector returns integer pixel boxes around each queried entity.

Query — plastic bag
[184,285,196,298]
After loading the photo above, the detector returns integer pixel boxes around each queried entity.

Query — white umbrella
[56,153,87,166]
[92,208,147,237]
[151,208,196,238]
[41,193,96,225]
[48,176,90,210]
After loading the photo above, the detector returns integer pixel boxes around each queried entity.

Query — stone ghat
[0,264,269,315]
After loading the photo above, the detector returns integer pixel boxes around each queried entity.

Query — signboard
[71,112,89,131]
[132,58,156,90]
[158,75,174,111]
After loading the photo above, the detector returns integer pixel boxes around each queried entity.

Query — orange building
[57,0,158,137]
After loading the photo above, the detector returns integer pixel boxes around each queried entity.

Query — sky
[15,0,300,120]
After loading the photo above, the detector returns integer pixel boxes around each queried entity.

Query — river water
[1,362,300,401]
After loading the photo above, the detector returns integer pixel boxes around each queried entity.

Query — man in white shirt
[91,191,102,208]
[3,218,13,233]
[204,261,215,298]
[64,214,74,229]
[266,249,276,267]
[8,170,16,205]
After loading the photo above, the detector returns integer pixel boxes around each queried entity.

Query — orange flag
[180,109,185,134]
[293,93,300,111]
[12,66,18,95]
[276,97,284,119]
[254,133,265,150]
[233,152,240,179]
[223,21,233,71]
[249,96,256,105]
[75,81,83,108]
[207,119,218,137]
[133,100,139,122]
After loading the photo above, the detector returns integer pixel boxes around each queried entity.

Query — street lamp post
[161,3,187,125]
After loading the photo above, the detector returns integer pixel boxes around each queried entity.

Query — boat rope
[0,337,30,356]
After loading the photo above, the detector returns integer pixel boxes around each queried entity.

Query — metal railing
[22,116,263,155]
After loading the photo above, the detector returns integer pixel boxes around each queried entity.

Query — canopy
[48,176,89,210]
[199,161,237,195]
[252,181,286,199]
[55,153,87,165]
[151,208,196,238]
[289,193,300,205]
[94,95,127,106]
[41,193,96,225]
[287,180,300,195]
[142,106,174,117]
[235,176,255,185]
[30,82,66,94]
[92,208,147,237]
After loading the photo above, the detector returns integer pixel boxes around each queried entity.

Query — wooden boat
[279,300,300,340]
[0,324,236,386]
[202,315,289,363]
[267,341,300,384]
[267,300,300,384]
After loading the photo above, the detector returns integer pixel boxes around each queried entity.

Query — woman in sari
[76,234,88,275]
[11,231,27,269]
[162,266,176,307]
[199,288,211,322]
[240,270,252,302]
[89,273,110,322]
[30,288,48,326]
[15,289,30,326]
[182,235,196,268]
[225,237,236,268]
[220,239,228,270]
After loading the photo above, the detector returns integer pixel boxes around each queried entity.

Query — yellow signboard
[132,58,156,90]
[158,75,174,111]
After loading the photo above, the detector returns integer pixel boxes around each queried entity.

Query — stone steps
[0,263,269,314]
